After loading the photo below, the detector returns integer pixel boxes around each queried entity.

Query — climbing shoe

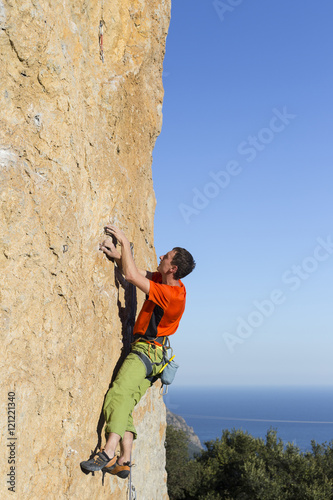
[80,450,117,472]
[103,460,131,479]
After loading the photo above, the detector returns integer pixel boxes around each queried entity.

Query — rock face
[0,0,170,498]
[166,408,204,458]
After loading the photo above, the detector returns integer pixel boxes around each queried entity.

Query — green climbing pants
[103,341,164,439]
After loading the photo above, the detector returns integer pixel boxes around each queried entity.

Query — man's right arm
[138,269,153,280]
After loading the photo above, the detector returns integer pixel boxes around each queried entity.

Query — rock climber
[80,224,195,479]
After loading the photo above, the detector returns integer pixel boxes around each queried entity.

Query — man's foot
[80,450,117,472]
[103,460,131,479]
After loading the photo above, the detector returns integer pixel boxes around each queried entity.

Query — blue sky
[151,1,333,386]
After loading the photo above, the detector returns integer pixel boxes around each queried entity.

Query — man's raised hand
[99,237,121,260]
[104,225,128,246]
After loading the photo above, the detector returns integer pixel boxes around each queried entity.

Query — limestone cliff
[166,408,203,458]
[0,0,171,498]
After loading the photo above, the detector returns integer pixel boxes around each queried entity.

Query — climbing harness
[132,337,179,395]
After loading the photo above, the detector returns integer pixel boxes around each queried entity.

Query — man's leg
[103,351,148,438]
[104,369,152,461]
[81,351,148,472]
[103,432,122,459]
[117,370,152,463]
[103,374,152,479]
[100,431,134,479]
[119,431,134,463]
[81,342,163,473]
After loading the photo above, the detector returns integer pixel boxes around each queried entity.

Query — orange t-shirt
[133,272,186,339]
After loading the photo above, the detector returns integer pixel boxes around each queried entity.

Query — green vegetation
[165,426,333,500]
[165,425,202,499]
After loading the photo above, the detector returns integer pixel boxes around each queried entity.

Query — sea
[164,385,333,453]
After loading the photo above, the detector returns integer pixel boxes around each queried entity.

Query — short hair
[171,247,196,280]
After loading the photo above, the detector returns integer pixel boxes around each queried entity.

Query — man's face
[157,250,177,275]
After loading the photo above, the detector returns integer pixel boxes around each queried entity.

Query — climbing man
[80,224,195,478]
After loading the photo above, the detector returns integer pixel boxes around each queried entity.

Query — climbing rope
[128,245,136,500]
[129,453,134,499]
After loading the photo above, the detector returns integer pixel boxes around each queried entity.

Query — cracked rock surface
[0,0,170,498]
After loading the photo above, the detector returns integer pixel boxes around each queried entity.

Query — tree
[165,427,333,499]
[165,425,201,499]
[194,429,333,500]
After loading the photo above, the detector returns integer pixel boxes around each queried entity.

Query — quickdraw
[99,20,105,63]
[98,0,105,63]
